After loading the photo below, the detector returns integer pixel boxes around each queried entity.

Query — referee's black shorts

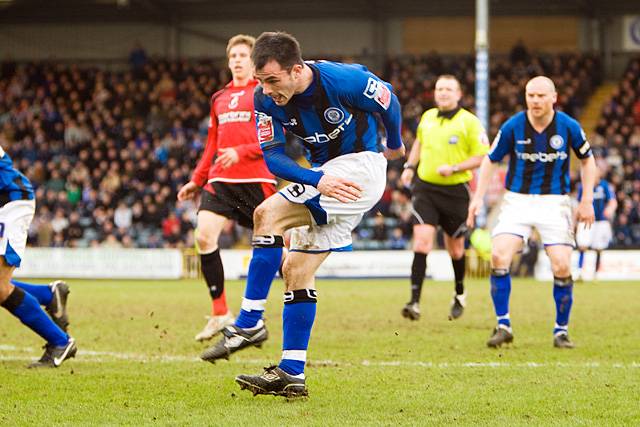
[199,181,276,229]
[411,179,470,238]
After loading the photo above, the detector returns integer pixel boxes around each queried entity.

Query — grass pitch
[1,277,638,426]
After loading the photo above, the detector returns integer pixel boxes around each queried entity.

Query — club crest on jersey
[228,91,244,109]
[363,77,391,110]
[550,134,564,150]
[256,112,274,144]
[323,107,344,124]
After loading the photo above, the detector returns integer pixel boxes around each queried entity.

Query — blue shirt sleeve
[340,66,403,149]
[569,121,592,159]
[487,122,513,162]
[263,144,324,187]
[604,181,613,202]
[254,95,287,150]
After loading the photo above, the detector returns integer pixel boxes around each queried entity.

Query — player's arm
[178,110,218,201]
[604,183,617,219]
[255,104,361,203]
[343,69,405,159]
[570,124,596,226]
[466,126,512,228]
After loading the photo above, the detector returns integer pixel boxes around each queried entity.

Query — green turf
[1,278,638,426]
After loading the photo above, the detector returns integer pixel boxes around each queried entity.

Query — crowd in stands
[0,46,636,250]
[591,57,640,247]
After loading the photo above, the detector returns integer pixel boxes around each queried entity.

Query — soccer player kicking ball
[178,35,276,341]
[201,31,405,397]
[0,147,76,368]
[467,76,596,349]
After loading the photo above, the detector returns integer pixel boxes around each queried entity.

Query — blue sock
[490,269,511,328]
[279,289,317,377]
[235,236,284,329]
[578,251,585,270]
[1,286,68,347]
[553,276,573,335]
[11,279,53,306]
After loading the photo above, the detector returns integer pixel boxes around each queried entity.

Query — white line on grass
[0,347,638,368]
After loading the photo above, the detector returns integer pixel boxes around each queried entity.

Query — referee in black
[401,75,488,321]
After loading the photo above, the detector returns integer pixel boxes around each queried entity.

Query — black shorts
[411,179,470,238]
[199,181,276,229]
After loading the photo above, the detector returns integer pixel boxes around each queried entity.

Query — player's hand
[466,197,484,229]
[215,147,240,169]
[604,206,615,220]
[400,168,414,188]
[437,164,454,177]
[177,181,200,201]
[317,175,363,203]
[576,200,595,228]
[384,145,405,161]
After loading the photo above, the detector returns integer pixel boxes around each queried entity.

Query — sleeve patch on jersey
[579,141,591,155]
[363,77,391,110]
[256,112,274,144]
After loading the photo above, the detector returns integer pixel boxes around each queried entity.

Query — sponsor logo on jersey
[323,107,345,124]
[516,151,568,162]
[549,134,565,150]
[448,135,459,145]
[283,118,298,127]
[363,77,391,110]
[516,138,532,145]
[228,90,244,109]
[218,111,252,125]
[256,112,274,144]
[302,113,353,144]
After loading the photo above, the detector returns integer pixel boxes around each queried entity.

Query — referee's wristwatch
[403,162,417,171]
[452,164,460,173]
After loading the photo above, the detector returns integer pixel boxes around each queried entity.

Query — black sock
[452,255,465,295]
[201,249,224,300]
[595,251,602,273]
[410,252,427,303]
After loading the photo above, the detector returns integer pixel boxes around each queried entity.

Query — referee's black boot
[449,293,466,320]
[401,302,420,321]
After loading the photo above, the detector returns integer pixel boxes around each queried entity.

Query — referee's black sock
[452,255,466,295]
[410,252,427,304]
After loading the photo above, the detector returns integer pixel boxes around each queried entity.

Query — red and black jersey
[191,79,276,188]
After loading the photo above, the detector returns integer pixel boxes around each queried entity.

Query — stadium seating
[0,51,607,249]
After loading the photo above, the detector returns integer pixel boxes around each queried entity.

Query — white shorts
[576,220,612,250]
[491,191,574,246]
[279,151,387,252]
[0,199,35,267]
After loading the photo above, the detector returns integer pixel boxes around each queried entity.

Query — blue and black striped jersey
[254,61,402,169]
[577,179,614,221]
[0,146,34,204]
[488,111,592,195]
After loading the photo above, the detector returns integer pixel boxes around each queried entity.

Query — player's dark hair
[437,74,461,90]
[252,31,304,71]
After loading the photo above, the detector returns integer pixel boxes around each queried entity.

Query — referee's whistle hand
[400,169,414,187]
[318,175,362,203]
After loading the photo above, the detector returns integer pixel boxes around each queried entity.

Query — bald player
[468,76,596,349]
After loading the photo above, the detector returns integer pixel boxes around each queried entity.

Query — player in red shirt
[177,35,276,341]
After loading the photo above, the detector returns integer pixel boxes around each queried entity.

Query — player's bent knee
[491,252,511,269]
[196,234,217,253]
[413,239,433,254]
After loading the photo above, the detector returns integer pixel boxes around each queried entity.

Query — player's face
[434,78,461,111]
[228,43,253,81]
[525,81,557,119]
[255,60,302,106]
